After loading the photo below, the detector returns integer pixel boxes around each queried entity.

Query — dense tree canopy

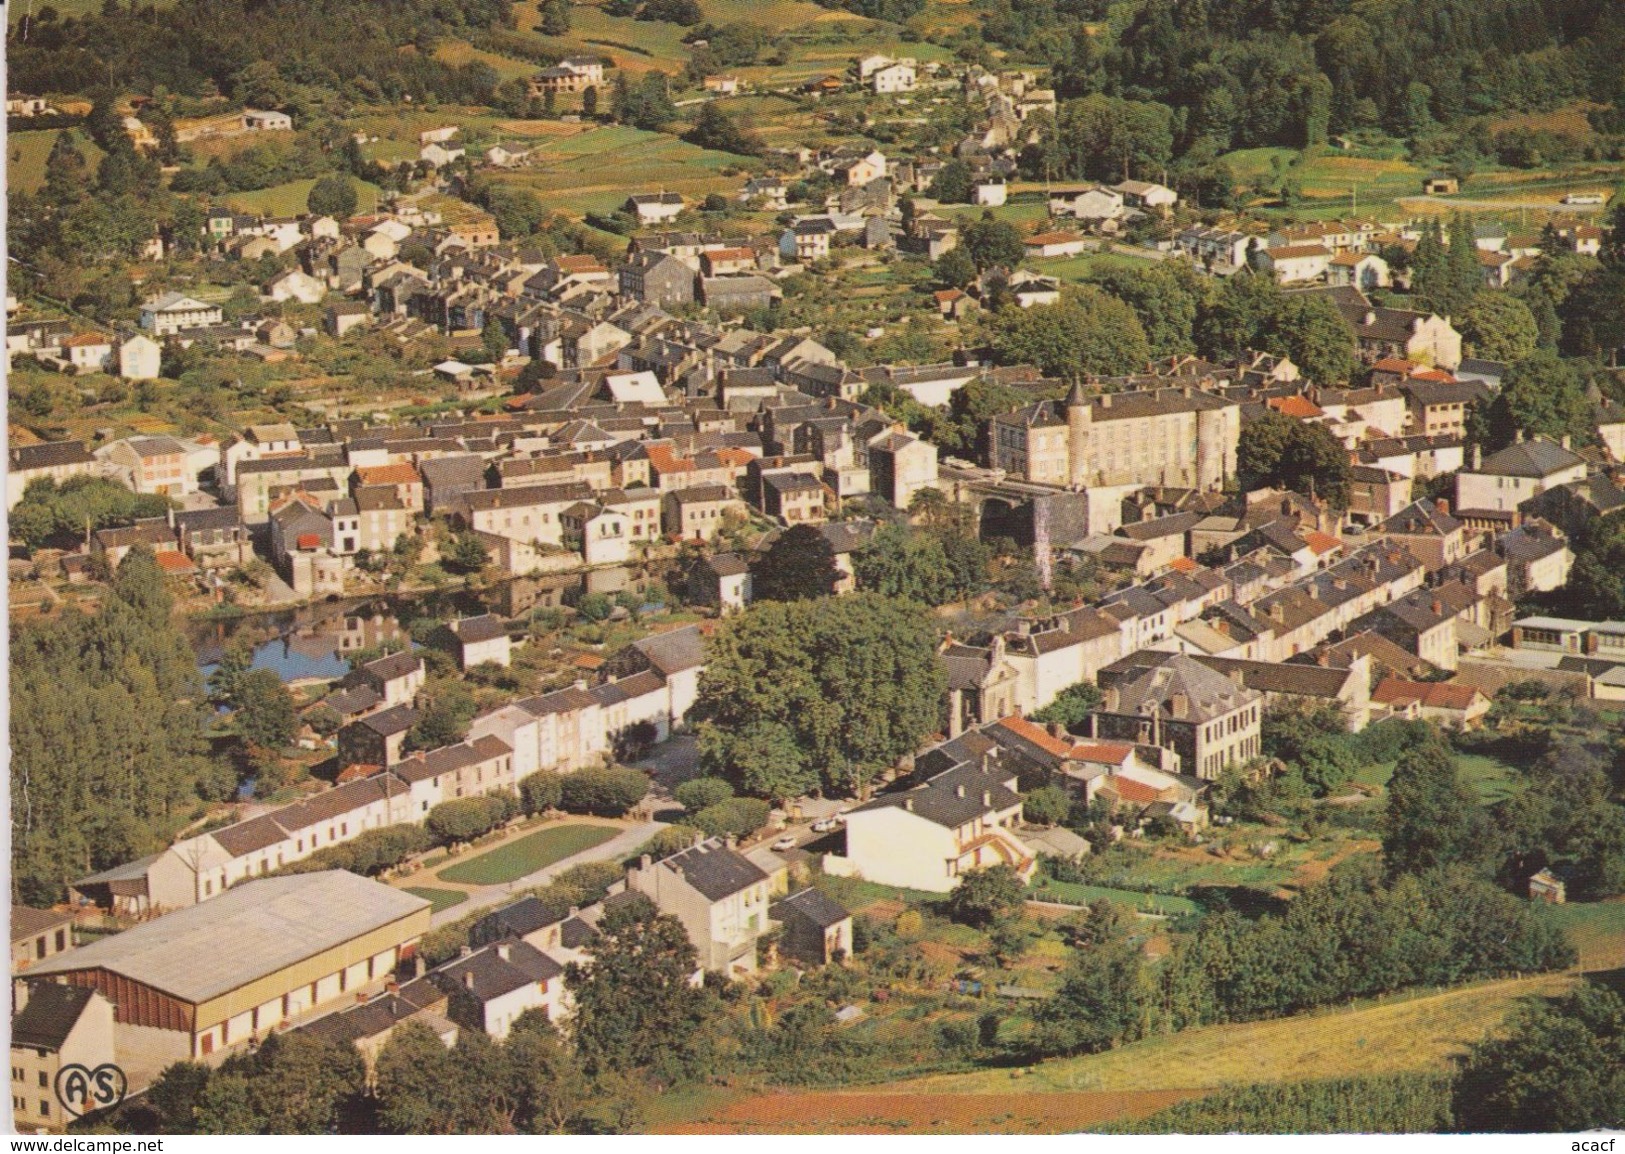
[986,287,1150,380]
[693,594,947,795]
[752,524,841,602]
[1236,410,1352,510]
[1469,350,1594,452]
[11,547,221,904]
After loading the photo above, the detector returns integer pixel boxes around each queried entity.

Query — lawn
[436,822,620,885]
[406,886,470,914]
[224,176,382,216]
[1353,751,1522,804]
[882,972,1576,1095]
[1026,879,1201,917]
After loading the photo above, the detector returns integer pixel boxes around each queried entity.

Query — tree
[946,864,1026,927]
[700,718,814,801]
[565,894,723,1082]
[934,246,977,290]
[1195,271,1282,361]
[1441,212,1483,320]
[539,0,571,35]
[1408,219,1450,315]
[752,524,840,602]
[1261,701,1359,796]
[1086,263,1205,359]
[673,776,734,812]
[693,595,946,794]
[1459,292,1539,363]
[1381,739,1488,878]
[1022,785,1073,826]
[1264,293,1356,385]
[481,315,509,362]
[1235,410,1352,510]
[406,681,478,751]
[960,218,1025,271]
[1453,983,1625,1132]
[1038,911,1146,1056]
[306,174,357,218]
[147,1061,212,1133]
[1475,350,1592,451]
[374,1020,462,1133]
[42,130,89,208]
[1031,681,1103,728]
[928,159,973,204]
[559,766,648,816]
[519,771,564,815]
[691,796,770,838]
[506,1014,600,1133]
[682,103,763,156]
[582,86,599,117]
[987,286,1150,379]
[234,667,298,749]
[853,522,957,605]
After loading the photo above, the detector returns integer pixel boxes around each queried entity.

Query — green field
[406,886,471,914]
[223,176,383,216]
[496,125,751,215]
[1532,899,1625,971]
[8,128,105,195]
[1027,879,1202,917]
[1353,750,1522,805]
[436,823,620,885]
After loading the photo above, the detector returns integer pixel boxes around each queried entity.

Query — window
[37,1071,47,1088]
[39,1100,50,1118]
[35,937,46,960]
[54,929,66,952]
[11,1068,21,1083]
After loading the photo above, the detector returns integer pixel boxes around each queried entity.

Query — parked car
[811,817,842,833]
[771,835,798,851]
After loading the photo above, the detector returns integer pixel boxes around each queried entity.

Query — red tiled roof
[1106,776,1162,804]
[1025,231,1083,246]
[716,447,755,468]
[1372,357,1417,374]
[296,533,322,550]
[1167,556,1199,574]
[1303,531,1343,556]
[555,254,606,274]
[1068,742,1137,766]
[996,714,1074,758]
[645,443,694,475]
[156,552,197,574]
[1268,395,1325,420]
[1371,677,1483,711]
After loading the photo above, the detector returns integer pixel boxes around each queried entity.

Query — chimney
[1515,429,1525,444]
[982,790,992,806]
[724,834,737,849]
[496,943,510,961]
[1562,434,1572,451]
[956,784,966,798]
[903,796,914,811]
[1047,722,1066,740]
[459,946,473,959]
[1169,692,1188,718]
[1431,599,1442,615]
[463,971,475,989]
[640,854,652,868]
[1099,393,1112,408]
[1363,310,1376,326]
[356,992,368,1004]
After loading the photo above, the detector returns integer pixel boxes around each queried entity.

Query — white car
[811,817,843,833]
[771,835,798,852]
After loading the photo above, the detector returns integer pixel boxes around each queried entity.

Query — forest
[9,547,225,905]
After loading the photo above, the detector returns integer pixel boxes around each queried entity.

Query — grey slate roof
[771,887,850,929]
[653,837,768,901]
[11,984,97,1051]
[1476,438,1585,479]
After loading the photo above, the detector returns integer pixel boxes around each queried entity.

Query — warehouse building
[24,872,430,1063]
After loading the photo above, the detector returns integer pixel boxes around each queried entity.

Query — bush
[630,824,703,861]
[691,796,770,839]
[674,776,735,812]
[425,790,519,845]
[1022,785,1072,826]
[519,771,563,815]
[273,824,431,877]
[559,766,649,816]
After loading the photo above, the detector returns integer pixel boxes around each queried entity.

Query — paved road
[427,819,665,928]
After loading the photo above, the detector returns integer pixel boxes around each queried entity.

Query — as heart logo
[54,1063,127,1118]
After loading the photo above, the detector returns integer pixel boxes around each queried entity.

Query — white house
[1049,186,1124,223]
[871,60,917,94]
[420,142,465,168]
[973,180,1007,207]
[242,109,293,131]
[627,193,685,225]
[139,292,223,336]
[627,838,773,976]
[827,760,1035,893]
[1261,244,1332,284]
[446,614,513,670]
[266,268,327,304]
[1455,436,1588,515]
[1024,231,1087,258]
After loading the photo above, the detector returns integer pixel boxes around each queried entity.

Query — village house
[1091,654,1263,779]
[139,292,223,336]
[444,614,512,670]
[828,756,1035,893]
[10,984,117,1133]
[627,838,772,976]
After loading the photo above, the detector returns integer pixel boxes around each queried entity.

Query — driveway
[633,734,700,797]
[424,819,665,928]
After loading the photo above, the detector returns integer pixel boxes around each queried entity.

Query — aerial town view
[4,0,1624,1139]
